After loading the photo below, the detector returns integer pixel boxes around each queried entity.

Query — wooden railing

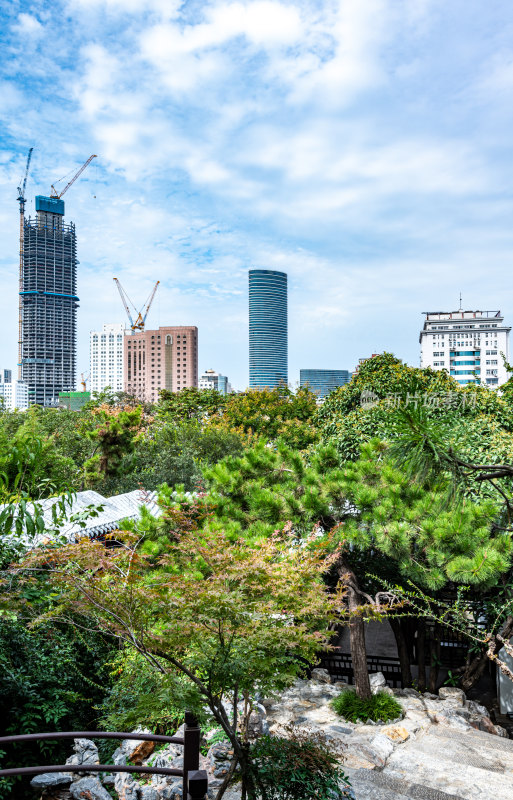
[0,711,207,800]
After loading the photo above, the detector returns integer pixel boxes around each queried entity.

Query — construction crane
[17,147,34,378]
[80,372,90,392]
[113,278,160,333]
[50,154,97,199]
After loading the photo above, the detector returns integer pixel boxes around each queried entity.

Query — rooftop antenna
[459,292,462,311]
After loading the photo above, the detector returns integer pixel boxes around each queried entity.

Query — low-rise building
[299,369,351,399]
[420,310,510,387]
[199,369,228,394]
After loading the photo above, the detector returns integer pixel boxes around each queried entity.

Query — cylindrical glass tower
[249,269,288,388]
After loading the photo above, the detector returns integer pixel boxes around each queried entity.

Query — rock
[333,681,353,691]
[369,672,387,693]
[128,738,155,764]
[139,787,160,800]
[40,790,72,800]
[369,733,394,761]
[31,773,72,789]
[466,699,488,716]
[438,686,465,705]
[69,776,112,799]
[381,725,410,742]
[66,738,99,767]
[311,667,332,683]
[328,724,354,735]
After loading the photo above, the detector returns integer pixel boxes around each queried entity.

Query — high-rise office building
[249,269,287,388]
[199,369,228,394]
[90,323,126,394]
[420,309,511,386]
[300,369,351,399]
[124,326,198,402]
[20,195,78,406]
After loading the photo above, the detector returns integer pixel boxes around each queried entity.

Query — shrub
[331,689,402,723]
[251,729,351,800]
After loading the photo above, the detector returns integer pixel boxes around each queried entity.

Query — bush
[251,729,351,800]
[331,690,402,723]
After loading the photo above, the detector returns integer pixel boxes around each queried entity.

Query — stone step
[428,724,513,754]
[384,730,513,800]
[409,730,512,774]
[347,768,466,800]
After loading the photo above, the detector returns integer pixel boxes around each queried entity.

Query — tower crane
[80,373,90,392]
[50,154,97,198]
[17,147,33,378]
[113,278,160,333]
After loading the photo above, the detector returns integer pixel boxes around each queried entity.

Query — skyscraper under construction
[20,195,78,406]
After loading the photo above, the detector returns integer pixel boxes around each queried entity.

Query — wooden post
[183,712,201,800]
[188,769,208,800]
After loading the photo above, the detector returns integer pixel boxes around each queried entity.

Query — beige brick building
[123,326,198,403]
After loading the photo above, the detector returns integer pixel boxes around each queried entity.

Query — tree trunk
[344,568,372,699]
[417,619,426,692]
[429,622,441,693]
[390,617,413,688]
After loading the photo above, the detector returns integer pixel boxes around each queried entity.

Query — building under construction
[20,195,78,406]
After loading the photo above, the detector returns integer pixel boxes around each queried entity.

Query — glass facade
[249,269,287,388]
[300,369,351,399]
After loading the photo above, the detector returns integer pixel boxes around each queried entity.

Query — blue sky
[2,0,513,390]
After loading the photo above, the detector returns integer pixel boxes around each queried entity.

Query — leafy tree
[82,404,144,486]
[0,612,114,800]
[0,409,78,499]
[201,433,513,695]
[209,386,319,449]
[158,386,226,421]
[316,352,513,465]
[18,521,341,800]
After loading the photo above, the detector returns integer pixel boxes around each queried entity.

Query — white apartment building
[420,310,511,387]
[199,369,228,394]
[0,377,29,410]
[90,323,126,394]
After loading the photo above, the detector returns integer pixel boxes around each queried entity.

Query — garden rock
[129,738,155,764]
[66,738,100,771]
[31,773,72,790]
[311,667,332,683]
[69,776,111,799]
[382,724,410,742]
[369,671,387,693]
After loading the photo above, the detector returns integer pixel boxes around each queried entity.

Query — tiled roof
[1,489,162,546]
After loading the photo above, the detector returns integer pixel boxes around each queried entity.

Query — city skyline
[2,2,513,389]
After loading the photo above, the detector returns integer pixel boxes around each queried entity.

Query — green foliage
[340,440,509,591]
[251,730,351,800]
[0,408,78,498]
[82,404,143,484]
[19,522,341,800]
[0,615,114,800]
[316,353,513,470]
[98,649,194,735]
[209,385,319,449]
[99,420,244,495]
[158,386,226,420]
[331,690,402,723]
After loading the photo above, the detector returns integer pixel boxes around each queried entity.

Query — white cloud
[13,13,43,36]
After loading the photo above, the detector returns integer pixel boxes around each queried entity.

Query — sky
[1,0,513,390]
